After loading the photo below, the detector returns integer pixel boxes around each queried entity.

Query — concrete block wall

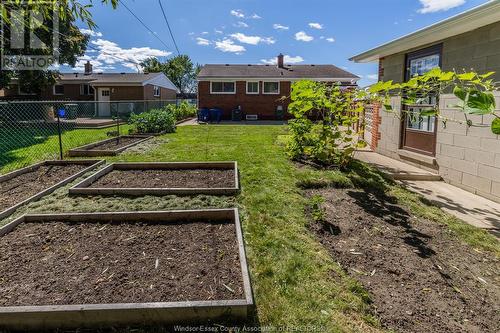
[375,97,402,160]
[437,92,500,203]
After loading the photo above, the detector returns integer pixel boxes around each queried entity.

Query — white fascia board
[143,73,179,92]
[350,0,500,63]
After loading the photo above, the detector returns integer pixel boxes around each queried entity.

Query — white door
[98,88,111,117]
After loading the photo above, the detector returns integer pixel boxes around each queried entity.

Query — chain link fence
[0,100,183,173]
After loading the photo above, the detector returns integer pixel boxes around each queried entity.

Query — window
[263,82,279,94]
[246,81,259,94]
[81,84,94,96]
[210,81,235,94]
[153,85,160,97]
[404,45,441,133]
[53,85,65,95]
[101,90,110,97]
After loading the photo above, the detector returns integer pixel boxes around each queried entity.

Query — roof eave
[350,0,500,63]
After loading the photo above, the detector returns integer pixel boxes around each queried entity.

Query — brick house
[197,54,359,120]
[350,1,500,203]
[1,61,178,106]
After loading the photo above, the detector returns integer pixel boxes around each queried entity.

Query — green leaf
[480,71,495,79]
[384,104,393,111]
[420,109,437,116]
[453,86,467,101]
[492,118,500,135]
[466,91,495,114]
[457,72,476,81]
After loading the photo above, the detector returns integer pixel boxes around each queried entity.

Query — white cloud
[273,24,289,30]
[230,9,245,18]
[196,37,211,46]
[215,38,246,54]
[418,0,465,13]
[201,31,209,35]
[234,21,249,28]
[295,31,314,42]
[89,38,171,70]
[250,14,262,19]
[215,29,223,34]
[230,33,275,45]
[73,55,115,73]
[308,22,323,30]
[326,37,335,43]
[261,55,305,65]
[79,28,103,37]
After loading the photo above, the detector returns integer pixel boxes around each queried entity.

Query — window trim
[263,81,280,95]
[404,44,442,81]
[246,81,259,95]
[53,84,65,96]
[210,81,236,94]
[153,85,161,97]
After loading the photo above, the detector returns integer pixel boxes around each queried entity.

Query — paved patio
[355,150,500,236]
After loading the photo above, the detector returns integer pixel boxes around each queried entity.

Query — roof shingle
[198,64,359,81]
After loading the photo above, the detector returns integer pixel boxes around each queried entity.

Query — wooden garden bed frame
[0,209,253,330]
[69,161,240,196]
[0,160,105,220]
[68,135,153,157]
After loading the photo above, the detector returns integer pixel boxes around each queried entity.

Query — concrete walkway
[354,151,441,181]
[355,150,500,236]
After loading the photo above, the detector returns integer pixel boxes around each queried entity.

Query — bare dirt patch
[88,137,145,151]
[0,164,87,212]
[0,220,243,306]
[306,188,500,333]
[90,169,236,188]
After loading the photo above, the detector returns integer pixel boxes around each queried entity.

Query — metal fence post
[56,110,63,160]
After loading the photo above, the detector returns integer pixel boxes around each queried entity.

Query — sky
[66,0,491,87]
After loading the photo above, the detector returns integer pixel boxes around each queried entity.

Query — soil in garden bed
[306,188,500,333]
[0,164,87,212]
[87,137,146,151]
[90,169,236,188]
[0,220,244,306]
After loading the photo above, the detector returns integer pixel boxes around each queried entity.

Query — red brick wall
[40,84,94,101]
[370,103,382,150]
[197,80,291,120]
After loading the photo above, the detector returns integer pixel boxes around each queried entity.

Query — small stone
[82,256,89,261]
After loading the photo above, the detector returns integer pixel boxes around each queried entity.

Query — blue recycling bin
[198,108,210,122]
[209,108,222,123]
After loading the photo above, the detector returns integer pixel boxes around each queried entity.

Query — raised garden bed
[68,135,153,157]
[0,209,253,330]
[69,162,239,196]
[0,160,104,220]
[306,188,500,333]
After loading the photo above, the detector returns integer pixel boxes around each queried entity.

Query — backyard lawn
[0,124,498,332]
[0,125,131,174]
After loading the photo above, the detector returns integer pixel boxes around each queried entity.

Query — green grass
[1,124,498,332]
[0,125,131,174]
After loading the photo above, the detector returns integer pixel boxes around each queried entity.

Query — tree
[0,0,116,91]
[140,55,201,95]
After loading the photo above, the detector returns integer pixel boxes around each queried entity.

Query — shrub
[286,80,367,169]
[164,101,197,122]
[129,108,176,134]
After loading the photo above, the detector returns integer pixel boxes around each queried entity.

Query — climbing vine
[369,68,500,134]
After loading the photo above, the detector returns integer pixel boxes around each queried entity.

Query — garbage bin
[210,108,222,123]
[275,105,285,120]
[232,107,243,121]
[198,108,210,122]
[64,103,78,119]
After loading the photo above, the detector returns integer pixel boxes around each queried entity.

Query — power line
[158,0,180,56]
[118,0,173,52]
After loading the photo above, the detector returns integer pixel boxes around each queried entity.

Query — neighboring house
[350,1,500,203]
[197,54,359,120]
[1,61,178,104]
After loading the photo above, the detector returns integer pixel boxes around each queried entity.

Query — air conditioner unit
[246,115,258,120]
